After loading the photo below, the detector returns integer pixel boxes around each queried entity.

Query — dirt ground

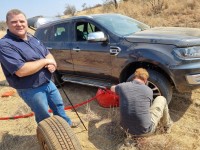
[0,31,200,150]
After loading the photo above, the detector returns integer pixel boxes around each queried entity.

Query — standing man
[0,9,78,127]
[111,68,173,145]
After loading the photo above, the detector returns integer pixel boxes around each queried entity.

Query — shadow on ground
[0,132,39,150]
[169,91,192,122]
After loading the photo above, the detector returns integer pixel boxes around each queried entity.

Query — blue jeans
[17,81,72,125]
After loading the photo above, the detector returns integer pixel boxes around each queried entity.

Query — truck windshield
[93,14,150,36]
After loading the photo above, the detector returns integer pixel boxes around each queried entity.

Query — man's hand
[45,53,57,67]
[110,85,116,93]
[45,58,57,68]
[45,64,56,73]
[45,54,57,73]
[45,55,57,73]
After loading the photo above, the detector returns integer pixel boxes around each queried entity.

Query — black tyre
[127,70,172,104]
[37,116,82,150]
[52,71,63,88]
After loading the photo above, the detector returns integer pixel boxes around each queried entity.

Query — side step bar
[62,75,112,89]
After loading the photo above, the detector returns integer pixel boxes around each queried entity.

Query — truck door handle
[46,47,52,50]
[72,48,80,52]
[110,46,121,55]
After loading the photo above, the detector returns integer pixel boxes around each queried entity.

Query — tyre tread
[37,116,82,150]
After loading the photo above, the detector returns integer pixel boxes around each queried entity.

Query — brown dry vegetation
[75,0,200,28]
[0,0,200,149]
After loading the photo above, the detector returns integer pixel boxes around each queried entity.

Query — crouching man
[110,68,173,148]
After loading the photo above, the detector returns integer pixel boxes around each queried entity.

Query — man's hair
[6,9,26,22]
[134,68,149,81]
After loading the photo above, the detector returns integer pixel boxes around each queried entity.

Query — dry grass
[74,0,200,28]
[0,31,6,38]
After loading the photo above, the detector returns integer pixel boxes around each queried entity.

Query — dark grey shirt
[115,80,153,135]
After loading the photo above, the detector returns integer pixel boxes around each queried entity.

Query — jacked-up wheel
[127,69,172,104]
[37,116,82,150]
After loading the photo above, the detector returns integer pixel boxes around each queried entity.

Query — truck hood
[125,27,200,47]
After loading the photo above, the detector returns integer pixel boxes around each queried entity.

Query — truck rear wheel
[37,115,82,150]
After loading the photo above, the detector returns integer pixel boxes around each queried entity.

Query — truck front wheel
[127,70,172,104]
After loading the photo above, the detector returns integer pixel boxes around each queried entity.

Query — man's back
[115,80,153,135]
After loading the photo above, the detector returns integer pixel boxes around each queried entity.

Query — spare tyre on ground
[37,115,82,150]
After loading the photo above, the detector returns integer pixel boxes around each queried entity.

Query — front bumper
[170,63,200,92]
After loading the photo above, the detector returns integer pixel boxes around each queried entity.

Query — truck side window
[76,22,101,41]
[52,23,68,42]
[35,27,52,42]
[76,22,86,41]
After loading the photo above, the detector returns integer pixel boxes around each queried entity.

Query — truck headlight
[173,47,200,60]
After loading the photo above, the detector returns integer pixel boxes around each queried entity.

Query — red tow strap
[0,90,103,120]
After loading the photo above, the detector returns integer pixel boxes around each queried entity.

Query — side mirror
[87,31,107,42]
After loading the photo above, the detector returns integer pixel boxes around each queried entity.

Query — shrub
[63,4,76,16]
[145,0,165,14]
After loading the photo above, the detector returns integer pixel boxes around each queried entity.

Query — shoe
[70,122,80,128]
[164,119,173,133]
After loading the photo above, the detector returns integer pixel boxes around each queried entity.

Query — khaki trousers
[150,96,171,133]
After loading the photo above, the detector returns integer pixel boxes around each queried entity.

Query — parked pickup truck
[28,13,200,103]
